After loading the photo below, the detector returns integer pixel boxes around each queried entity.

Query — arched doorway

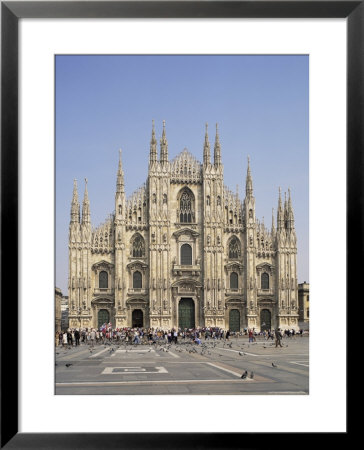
[260,309,271,331]
[229,309,240,332]
[98,309,110,329]
[178,298,195,329]
[132,309,143,328]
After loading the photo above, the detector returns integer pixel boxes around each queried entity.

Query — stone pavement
[55,335,309,395]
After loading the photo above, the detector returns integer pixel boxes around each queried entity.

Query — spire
[214,123,221,166]
[287,188,295,230]
[277,187,284,230]
[284,191,288,227]
[149,119,157,164]
[160,120,168,164]
[203,123,211,165]
[82,178,90,224]
[271,207,276,234]
[245,156,253,197]
[116,148,125,193]
[70,179,80,223]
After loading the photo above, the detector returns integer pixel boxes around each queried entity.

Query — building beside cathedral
[67,121,299,332]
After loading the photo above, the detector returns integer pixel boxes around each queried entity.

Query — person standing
[67,330,73,346]
[248,329,254,343]
[90,329,96,346]
[74,329,80,346]
[58,331,63,347]
[275,328,283,347]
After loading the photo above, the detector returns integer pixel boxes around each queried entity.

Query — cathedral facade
[68,122,299,331]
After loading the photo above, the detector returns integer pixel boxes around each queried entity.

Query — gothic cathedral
[68,121,299,331]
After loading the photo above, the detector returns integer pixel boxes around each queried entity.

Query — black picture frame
[1,1,354,448]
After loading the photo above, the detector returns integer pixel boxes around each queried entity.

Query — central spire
[70,179,80,223]
[160,120,168,164]
[82,178,90,224]
[149,119,157,164]
[116,148,125,193]
[277,187,284,230]
[214,123,221,166]
[245,156,253,197]
[203,123,211,165]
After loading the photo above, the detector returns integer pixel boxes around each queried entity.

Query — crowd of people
[55,324,305,348]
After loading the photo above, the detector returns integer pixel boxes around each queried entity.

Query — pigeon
[65,363,72,368]
[238,352,244,356]
[272,363,277,368]
[241,370,248,379]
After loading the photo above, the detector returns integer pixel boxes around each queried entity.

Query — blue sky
[56,55,309,294]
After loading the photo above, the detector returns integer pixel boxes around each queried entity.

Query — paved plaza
[55,335,309,395]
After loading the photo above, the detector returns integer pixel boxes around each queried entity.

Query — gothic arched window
[261,272,269,290]
[132,235,145,258]
[228,237,241,259]
[133,271,142,289]
[99,271,108,289]
[230,272,238,290]
[179,189,194,223]
[180,243,192,265]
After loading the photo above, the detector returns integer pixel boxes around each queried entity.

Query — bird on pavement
[249,372,254,379]
[272,363,277,368]
[238,352,244,356]
[241,370,248,379]
[65,363,72,368]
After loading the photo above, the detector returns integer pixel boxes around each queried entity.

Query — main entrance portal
[229,309,240,332]
[98,309,110,329]
[132,309,143,328]
[178,298,195,329]
[260,309,271,331]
